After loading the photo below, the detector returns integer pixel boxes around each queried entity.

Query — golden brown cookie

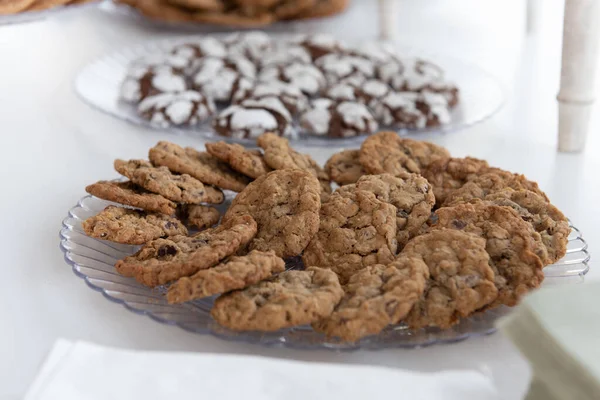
[85,180,176,215]
[257,132,331,199]
[1,0,36,13]
[359,131,450,176]
[193,8,276,27]
[177,204,221,230]
[114,159,224,204]
[313,260,428,342]
[128,0,195,22]
[115,215,257,287]
[83,206,187,245]
[430,203,545,307]
[25,0,69,12]
[324,149,366,186]
[165,0,224,11]
[149,141,250,192]
[205,141,272,179]
[222,169,321,258]
[481,189,570,264]
[211,267,343,331]
[167,250,285,303]
[274,0,315,19]
[302,187,398,284]
[401,230,498,329]
[295,0,349,19]
[421,157,490,207]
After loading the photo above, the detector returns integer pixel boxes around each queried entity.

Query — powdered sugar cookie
[287,33,346,60]
[120,64,188,104]
[190,55,256,102]
[323,79,391,109]
[259,62,326,96]
[223,31,273,63]
[315,53,375,85]
[232,80,309,115]
[374,91,451,129]
[138,91,215,128]
[259,45,312,67]
[171,37,227,62]
[300,98,378,138]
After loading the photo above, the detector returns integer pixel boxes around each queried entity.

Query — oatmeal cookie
[359,131,450,175]
[149,141,250,192]
[85,180,176,215]
[257,133,331,198]
[177,204,221,230]
[167,250,285,303]
[211,267,343,331]
[345,173,435,249]
[295,0,349,19]
[205,141,271,179]
[313,261,428,342]
[0,0,36,14]
[302,187,398,284]
[114,159,224,204]
[222,169,321,258]
[324,149,366,186]
[443,168,549,207]
[83,205,187,245]
[421,157,490,207]
[138,91,215,128]
[430,203,545,307]
[482,189,570,264]
[115,215,257,287]
[299,99,378,138]
[401,230,498,329]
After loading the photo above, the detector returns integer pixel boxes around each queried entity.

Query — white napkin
[25,339,499,400]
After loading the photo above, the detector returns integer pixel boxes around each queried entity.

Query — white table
[1,1,598,399]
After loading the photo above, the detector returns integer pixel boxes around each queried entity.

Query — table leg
[378,0,398,41]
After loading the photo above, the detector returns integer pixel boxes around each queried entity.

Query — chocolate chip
[397,210,409,218]
[451,219,467,229]
[157,245,177,257]
[165,221,178,229]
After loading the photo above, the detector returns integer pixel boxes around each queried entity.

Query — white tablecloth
[1,1,597,399]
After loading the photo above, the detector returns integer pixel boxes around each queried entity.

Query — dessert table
[1,1,598,399]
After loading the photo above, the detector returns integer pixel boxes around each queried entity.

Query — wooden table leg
[557,0,600,152]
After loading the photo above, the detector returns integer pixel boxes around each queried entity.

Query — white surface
[0,1,598,399]
[25,340,498,400]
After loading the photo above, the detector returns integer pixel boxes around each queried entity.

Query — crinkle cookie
[315,53,375,85]
[323,80,391,109]
[190,55,256,101]
[287,33,346,60]
[120,64,187,104]
[259,62,327,96]
[137,91,216,128]
[232,80,309,115]
[373,91,451,129]
[300,98,378,138]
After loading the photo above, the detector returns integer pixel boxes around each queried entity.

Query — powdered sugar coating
[213,98,293,139]
[374,91,451,128]
[259,62,327,96]
[301,100,378,138]
[260,45,312,67]
[138,91,216,128]
[232,80,309,115]
[191,56,256,102]
[224,31,273,62]
[316,54,375,84]
[171,38,227,60]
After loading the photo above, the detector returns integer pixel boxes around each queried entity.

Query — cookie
[167,250,285,303]
[312,261,428,342]
[166,0,225,12]
[85,180,176,215]
[115,215,257,287]
[170,38,227,62]
[315,53,375,85]
[189,55,256,102]
[128,0,196,23]
[83,205,187,245]
[149,141,250,192]
[213,97,294,139]
[25,0,70,12]
[302,187,398,283]
[359,131,451,175]
[377,57,444,87]
[210,267,343,331]
[323,80,391,109]
[481,189,570,264]
[430,203,545,307]
[299,98,378,138]
[124,52,193,75]
[176,204,221,230]
[400,230,498,329]
[138,91,216,128]
[232,80,309,115]
[373,91,451,129]
[347,173,435,249]
[288,33,346,60]
[443,168,550,207]
[0,0,36,14]
[259,45,312,68]
[295,0,349,19]
[273,0,315,19]
[114,159,224,204]
[257,132,332,198]
[193,9,276,27]
[205,141,271,179]
[222,169,321,258]
[324,149,366,186]
[259,62,327,96]
[421,157,490,207]
[348,41,397,65]
[120,64,187,104]
[222,30,273,62]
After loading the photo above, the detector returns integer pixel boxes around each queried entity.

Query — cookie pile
[119,32,459,139]
[115,0,349,27]
[82,131,569,342]
[0,0,92,14]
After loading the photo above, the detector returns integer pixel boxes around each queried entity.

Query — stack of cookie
[0,0,93,15]
[82,131,569,342]
[120,32,459,139]
[115,0,349,27]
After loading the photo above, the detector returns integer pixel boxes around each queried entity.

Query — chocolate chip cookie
[401,230,498,329]
[257,133,331,198]
[211,267,343,331]
[149,141,250,192]
[205,141,271,179]
[83,205,187,245]
[302,187,398,284]
[115,215,257,287]
[430,203,545,307]
[177,204,221,230]
[167,250,285,303]
[222,169,321,258]
[114,159,224,204]
[359,131,450,175]
[324,149,366,186]
[313,260,428,342]
[85,180,176,215]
